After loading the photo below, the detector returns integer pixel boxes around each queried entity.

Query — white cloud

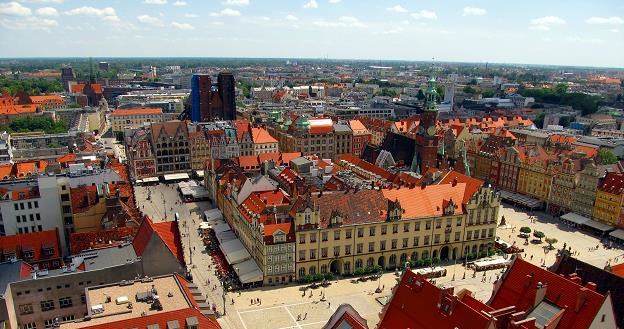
[285,14,297,21]
[383,26,403,34]
[0,16,57,30]
[171,21,194,29]
[608,28,619,33]
[411,10,437,20]
[303,0,318,9]
[258,16,270,21]
[463,6,486,16]
[36,7,57,16]
[137,14,163,26]
[102,15,120,22]
[585,16,623,25]
[223,0,249,6]
[0,2,32,16]
[386,5,407,13]
[313,16,366,28]
[172,1,187,6]
[144,0,167,4]
[529,15,566,31]
[184,13,198,18]
[209,8,241,17]
[15,0,63,3]
[328,0,341,3]
[566,36,604,44]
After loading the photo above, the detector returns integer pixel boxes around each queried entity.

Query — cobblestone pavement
[134,184,624,329]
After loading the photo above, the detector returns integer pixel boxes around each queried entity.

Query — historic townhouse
[592,172,624,228]
[188,123,209,172]
[290,172,499,280]
[125,127,156,180]
[516,146,554,202]
[498,147,522,192]
[570,160,601,218]
[547,158,579,215]
[150,120,190,175]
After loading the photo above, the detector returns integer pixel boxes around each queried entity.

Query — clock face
[427,126,437,136]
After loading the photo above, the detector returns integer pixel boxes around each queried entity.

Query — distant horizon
[1,56,622,71]
[0,0,622,68]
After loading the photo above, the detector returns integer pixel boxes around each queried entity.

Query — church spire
[424,76,438,111]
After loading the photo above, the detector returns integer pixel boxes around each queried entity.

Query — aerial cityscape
[0,1,623,329]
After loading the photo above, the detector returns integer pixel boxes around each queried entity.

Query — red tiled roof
[110,107,162,116]
[382,183,466,218]
[78,307,220,329]
[71,83,103,94]
[598,172,624,195]
[252,127,277,144]
[490,258,607,329]
[0,229,62,263]
[0,163,12,180]
[378,270,493,329]
[29,95,64,105]
[69,227,135,255]
[70,185,100,214]
[437,170,484,204]
[612,263,624,278]
[132,216,185,266]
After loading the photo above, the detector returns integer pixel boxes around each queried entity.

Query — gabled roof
[378,270,493,329]
[252,127,278,144]
[598,172,624,195]
[490,257,608,329]
[382,183,466,218]
[437,170,484,204]
[552,255,624,328]
[132,216,185,266]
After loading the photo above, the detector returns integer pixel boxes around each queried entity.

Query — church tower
[414,77,440,172]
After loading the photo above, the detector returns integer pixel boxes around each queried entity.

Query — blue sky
[0,0,622,67]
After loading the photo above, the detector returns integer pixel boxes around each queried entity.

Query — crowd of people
[201,228,242,291]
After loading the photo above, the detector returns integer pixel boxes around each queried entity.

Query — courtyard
[133,183,624,329]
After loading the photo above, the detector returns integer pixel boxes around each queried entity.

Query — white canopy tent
[219,239,252,265]
[238,268,263,284]
[212,222,232,235]
[142,177,159,183]
[560,213,590,226]
[233,258,261,276]
[204,209,224,222]
[473,257,510,270]
[163,173,190,181]
[583,220,614,232]
[609,229,624,241]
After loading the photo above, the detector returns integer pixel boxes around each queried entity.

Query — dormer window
[273,232,286,243]
[304,209,311,224]
[23,250,34,259]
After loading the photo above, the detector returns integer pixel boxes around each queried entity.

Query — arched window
[343,262,351,273]
[299,267,305,277]
[321,265,327,273]
[389,254,397,267]
[421,250,429,260]
[367,257,374,267]
[400,253,407,264]
[411,252,418,261]
[355,259,363,269]
[309,266,316,275]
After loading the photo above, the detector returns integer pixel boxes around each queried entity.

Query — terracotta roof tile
[252,127,277,144]
[111,107,162,117]
[0,229,62,264]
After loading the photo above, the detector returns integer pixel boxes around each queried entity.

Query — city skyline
[0,0,623,68]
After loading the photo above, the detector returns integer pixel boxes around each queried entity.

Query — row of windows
[16,213,41,223]
[17,225,43,234]
[299,219,463,243]
[13,201,39,211]
[16,282,92,297]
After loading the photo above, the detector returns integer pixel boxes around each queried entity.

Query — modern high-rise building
[190,72,236,122]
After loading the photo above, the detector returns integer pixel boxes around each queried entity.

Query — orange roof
[70,185,100,214]
[29,95,64,105]
[252,127,278,144]
[132,216,185,266]
[0,164,12,180]
[382,183,466,218]
[612,263,624,278]
[0,229,62,263]
[237,155,260,169]
[349,119,369,134]
[15,160,47,178]
[70,83,103,94]
[437,170,484,204]
[111,107,162,116]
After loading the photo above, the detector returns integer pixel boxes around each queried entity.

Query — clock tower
[414,77,439,173]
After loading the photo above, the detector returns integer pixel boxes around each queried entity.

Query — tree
[598,149,618,165]
[533,231,545,242]
[533,113,545,129]
[519,226,532,237]
[545,237,558,250]
[554,83,568,95]
[481,89,496,98]
[463,85,477,94]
